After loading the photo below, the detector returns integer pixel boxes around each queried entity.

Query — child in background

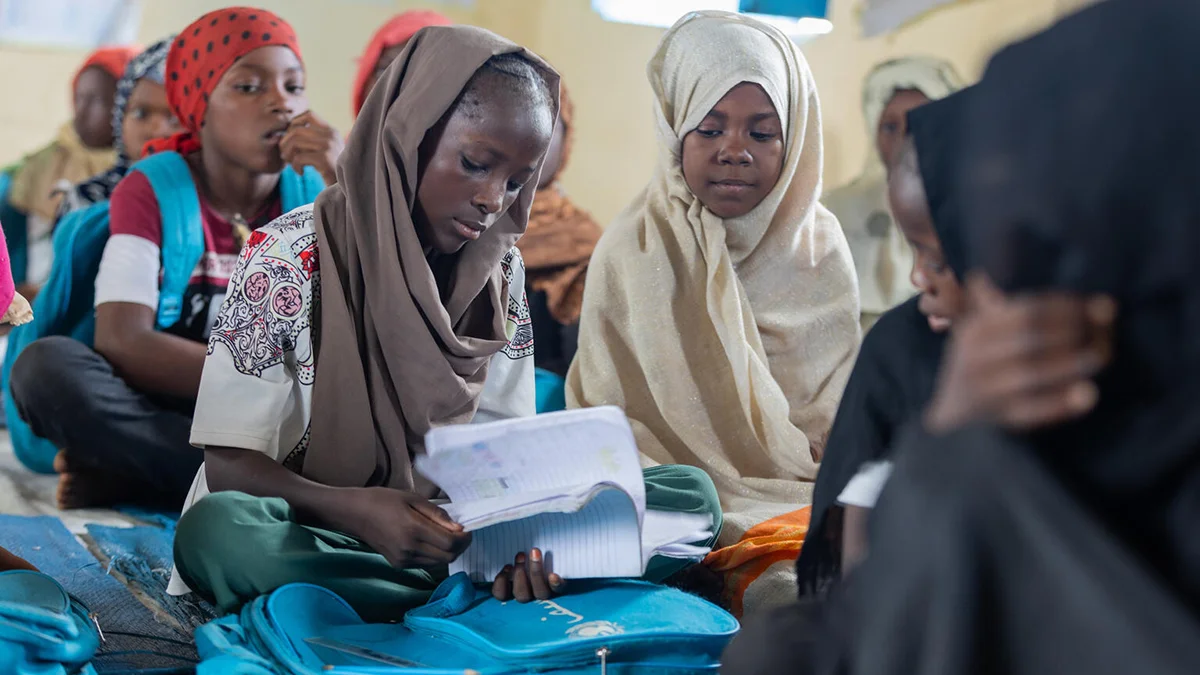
[8,7,337,510]
[351,10,452,119]
[794,88,972,597]
[2,46,138,290]
[515,81,603,378]
[822,57,961,329]
[569,10,859,552]
[57,37,180,215]
[170,24,720,621]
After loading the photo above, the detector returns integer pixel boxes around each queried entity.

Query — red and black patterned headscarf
[146,7,301,156]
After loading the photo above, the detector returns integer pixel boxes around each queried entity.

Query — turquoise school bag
[0,570,100,675]
[195,572,738,674]
[1,152,325,473]
[535,367,567,414]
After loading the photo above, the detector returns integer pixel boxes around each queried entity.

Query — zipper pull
[596,647,610,675]
[90,613,105,643]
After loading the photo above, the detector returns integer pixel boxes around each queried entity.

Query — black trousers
[9,336,201,505]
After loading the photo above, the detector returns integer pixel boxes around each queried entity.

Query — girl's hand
[925,273,1116,433]
[280,111,344,186]
[3,292,33,326]
[333,487,472,568]
[492,548,566,602]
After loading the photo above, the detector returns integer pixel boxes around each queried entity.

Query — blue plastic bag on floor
[196,572,738,674]
[0,570,100,675]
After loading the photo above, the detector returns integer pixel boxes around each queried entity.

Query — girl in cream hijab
[568,10,860,546]
[824,57,962,329]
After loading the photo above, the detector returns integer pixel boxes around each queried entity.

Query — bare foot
[53,450,140,510]
[0,546,37,572]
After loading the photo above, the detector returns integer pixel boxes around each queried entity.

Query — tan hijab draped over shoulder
[568,11,860,542]
[303,26,559,495]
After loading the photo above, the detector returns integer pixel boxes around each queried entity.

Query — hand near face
[280,111,344,186]
[925,273,1116,433]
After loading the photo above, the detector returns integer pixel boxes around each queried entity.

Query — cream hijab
[824,57,962,324]
[567,11,860,543]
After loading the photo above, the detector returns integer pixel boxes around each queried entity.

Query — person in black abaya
[820,0,1200,672]
[794,87,973,596]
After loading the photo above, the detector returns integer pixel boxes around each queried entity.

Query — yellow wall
[0,0,1064,225]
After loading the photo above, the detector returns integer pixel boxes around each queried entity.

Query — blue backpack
[535,367,567,414]
[196,572,738,674]
[1,152,324,473]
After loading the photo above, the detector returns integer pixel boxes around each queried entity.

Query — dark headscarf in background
[304,26,559,494]
[516,83,602,325]
[795,87,974,596]
[911,87,972,281]
[962,0,1200,610]
[64,37,174,212]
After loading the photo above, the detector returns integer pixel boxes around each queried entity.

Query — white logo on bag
[535,601,626,638]
[566,621,625,639]
[536,600,585,624]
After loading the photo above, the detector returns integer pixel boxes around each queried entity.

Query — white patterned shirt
[168,204,535,594]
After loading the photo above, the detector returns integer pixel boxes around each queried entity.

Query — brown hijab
[304,25,560,494]
[517,84,603,325]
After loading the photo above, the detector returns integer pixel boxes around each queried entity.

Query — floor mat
[87,521,217,633]
[0,514,198,674]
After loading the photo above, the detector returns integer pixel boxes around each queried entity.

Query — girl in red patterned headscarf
[8,7,340,511]
[146,7,342,183]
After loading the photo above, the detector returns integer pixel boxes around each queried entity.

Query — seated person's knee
[9,336,92,408]
[175,492,256,555]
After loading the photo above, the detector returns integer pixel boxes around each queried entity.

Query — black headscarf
[795,87,974,595]
[960,0,1200,609]
[909,87,973,281]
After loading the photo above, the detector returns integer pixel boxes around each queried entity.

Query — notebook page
[450,486,644,582]
[417,406,646,524]
[442,483,623,532]
[640,510,715,567]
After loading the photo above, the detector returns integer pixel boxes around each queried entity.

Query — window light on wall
[592,0,832,42]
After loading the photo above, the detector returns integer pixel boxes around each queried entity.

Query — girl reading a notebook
[170,25,721,621]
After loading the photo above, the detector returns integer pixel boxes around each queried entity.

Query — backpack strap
[279,165,326,213]
[130,153,205,330]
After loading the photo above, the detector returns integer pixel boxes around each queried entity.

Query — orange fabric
[73,46,139,95]
[352,11,452,117]
[515,85,602,325]
[703,507,811,617]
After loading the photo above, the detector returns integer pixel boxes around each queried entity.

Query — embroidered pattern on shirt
[500,248,534,360]
[208,208,313,377]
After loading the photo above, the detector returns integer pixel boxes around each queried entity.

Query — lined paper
[419,407,714,581]
[450,486,644,582]
[418,407,646,523]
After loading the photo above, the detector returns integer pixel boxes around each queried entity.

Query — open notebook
[415,406,714,582]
